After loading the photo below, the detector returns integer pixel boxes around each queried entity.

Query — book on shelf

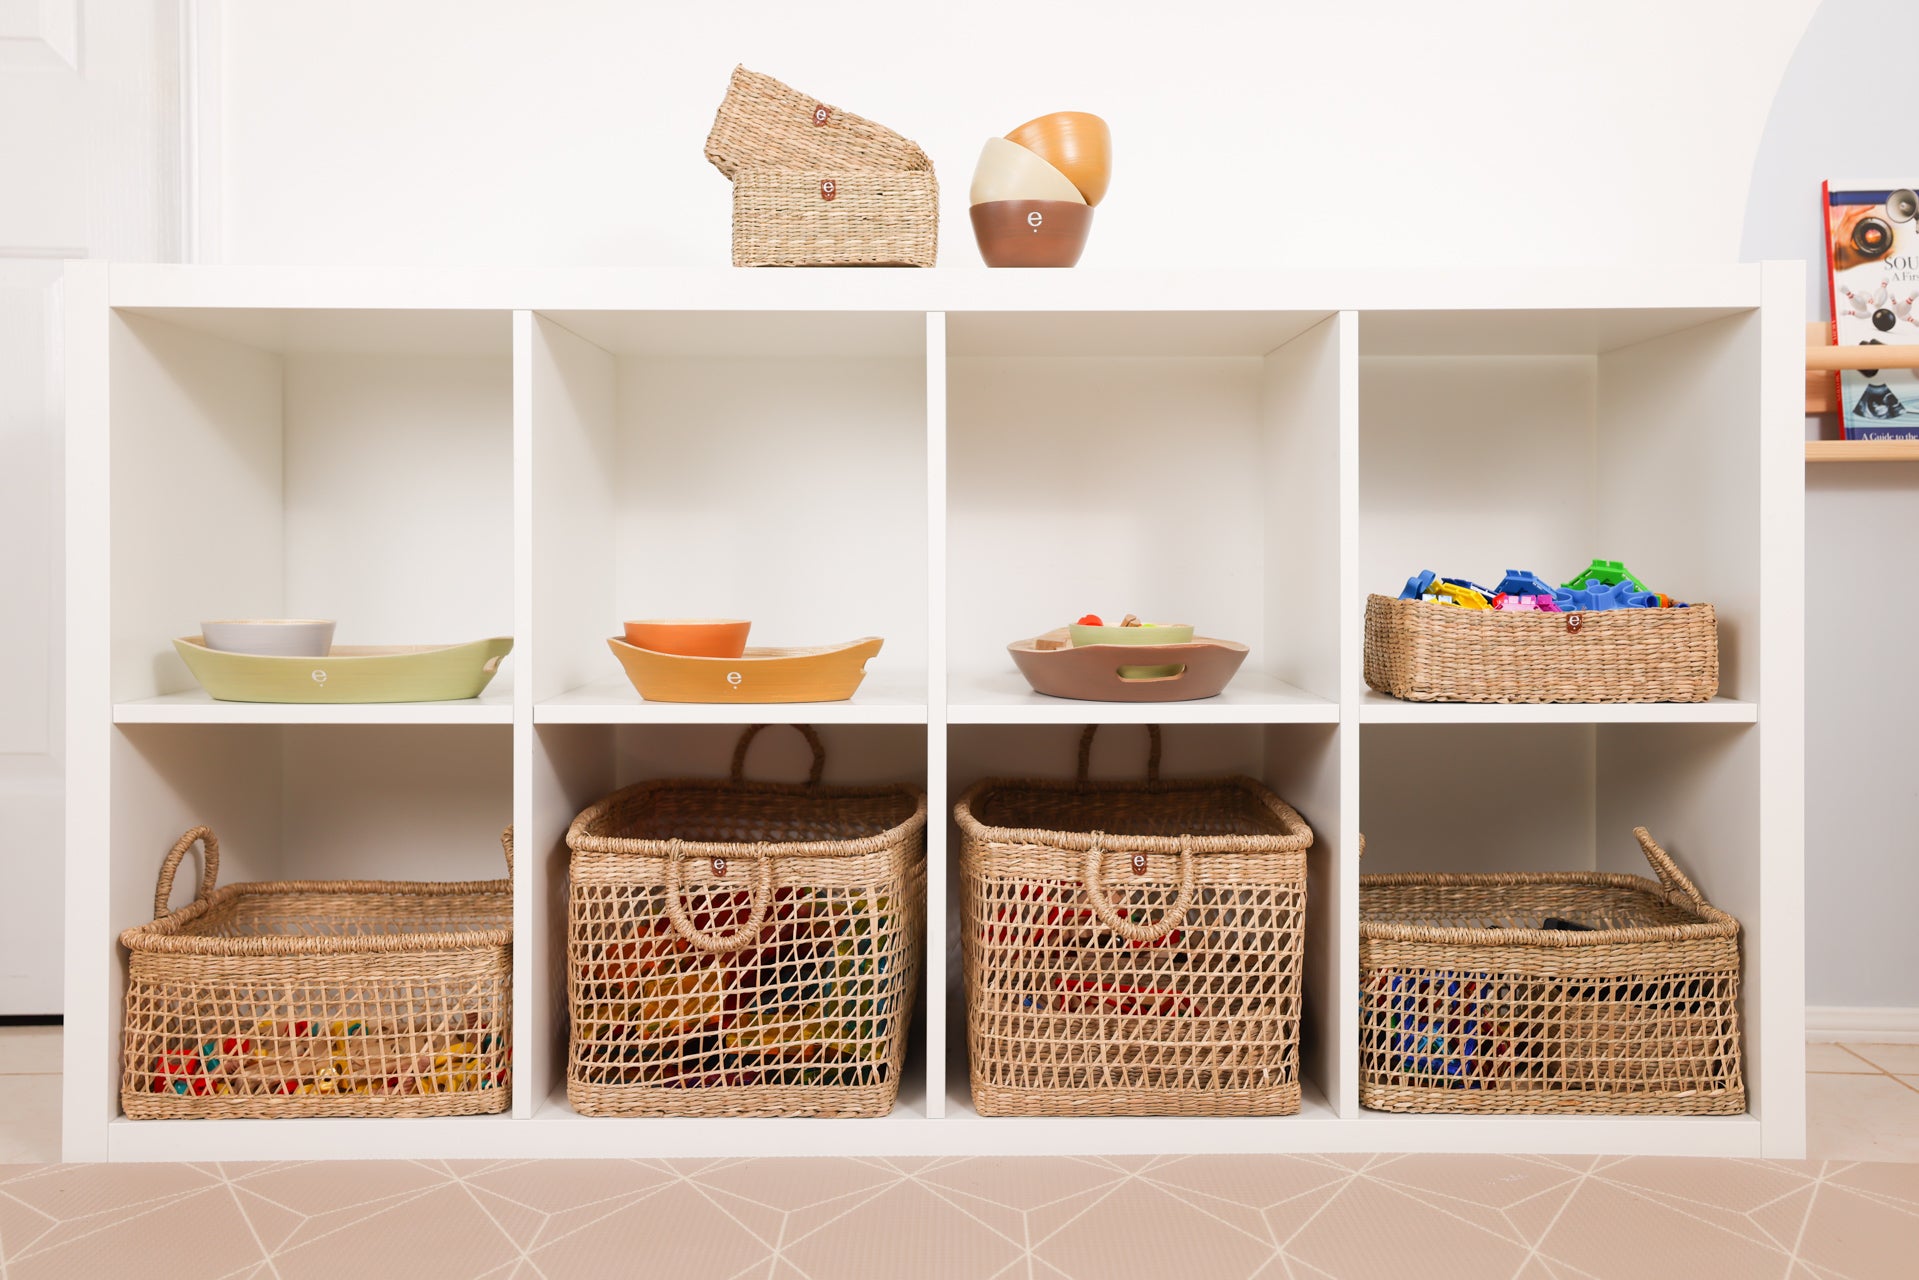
[1823,182,1919,439]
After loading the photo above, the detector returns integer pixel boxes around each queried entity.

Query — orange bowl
[1005,112,1111,206]
[622,619,751,658]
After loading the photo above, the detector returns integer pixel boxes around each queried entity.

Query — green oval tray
[173,636,513,703]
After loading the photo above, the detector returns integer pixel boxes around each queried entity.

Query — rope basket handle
[1077,724,1162,783]
[731,724,825,786]
[154,827,220,920]
[1633,826,1710,911]
[500,826,514,877]
[662,839,775,952]
[1083,833,1197,943]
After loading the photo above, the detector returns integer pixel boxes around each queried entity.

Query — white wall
[1742,0,1919,1011]
[211,0,1820,270]
[18,1,1891,1013]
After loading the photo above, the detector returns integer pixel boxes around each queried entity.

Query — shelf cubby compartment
[105,308,515,720]
[522,722,930,1128]
[527,311,931,724]
[1357,305,1764,716]
[945,721,1350,1124]
[1359,721,1766,1138]
[93,722,513,1152]
[945,311,1348,726]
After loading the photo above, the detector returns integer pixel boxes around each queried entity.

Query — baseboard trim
[1806,1006,1919,1044]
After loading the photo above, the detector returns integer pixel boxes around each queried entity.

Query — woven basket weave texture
[704,65,932,179]
[1358,828,1744,1115]
[1364,594,1719,703]
[956,725,1313,1117]
[566,725,926,1118]
[120,827,513,1119]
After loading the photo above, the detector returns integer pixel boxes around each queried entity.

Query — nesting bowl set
[970,112,1110,267]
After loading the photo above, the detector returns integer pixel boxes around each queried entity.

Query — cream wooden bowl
[969,137,1085,207]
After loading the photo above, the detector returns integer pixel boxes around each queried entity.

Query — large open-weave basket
[956,725,1313,1117]
[120,827,513,1119]
[1359,828,1744,1115]
[1364,594,1719,703]
[566,724,926,1118]
[704,65,937,268]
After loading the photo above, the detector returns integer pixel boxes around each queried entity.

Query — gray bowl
[199,619,336,657]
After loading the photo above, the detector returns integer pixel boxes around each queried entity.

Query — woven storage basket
[1358,828,1744,1115]
[120,827,513,1119]
[731,167,938,267]
[1364,594,1719,703]
[705,65,932,179]
[956,725,1314,1117]
[566,724,926,1118]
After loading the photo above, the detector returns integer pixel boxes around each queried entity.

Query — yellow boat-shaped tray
[607,636,883,703]
[174,636,513,703]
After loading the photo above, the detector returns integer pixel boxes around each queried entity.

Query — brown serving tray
[1008,629,1249,702]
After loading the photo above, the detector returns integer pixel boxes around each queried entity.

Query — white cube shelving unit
[63,263,1805,1161]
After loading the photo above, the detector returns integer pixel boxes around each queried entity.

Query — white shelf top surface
[949,669,1337,724]
[1359,690,1758,724]
[113,684,514,725]
[536,673,928,724]
[104,263,1768,324]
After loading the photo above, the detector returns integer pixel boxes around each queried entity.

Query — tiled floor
[4,1028,1917,1278]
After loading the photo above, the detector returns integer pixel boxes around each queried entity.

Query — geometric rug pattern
[2,1152,1914,1279]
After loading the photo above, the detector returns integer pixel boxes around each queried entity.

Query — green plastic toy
[1560,559,1649,592]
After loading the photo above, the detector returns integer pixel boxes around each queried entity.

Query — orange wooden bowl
[970,200,1092,267]
[1005,112,1111,206]
[622,618,751,659]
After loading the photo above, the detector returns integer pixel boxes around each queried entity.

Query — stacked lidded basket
[706,66,938,268]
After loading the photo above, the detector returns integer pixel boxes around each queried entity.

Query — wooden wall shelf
[1806,439,1919,462]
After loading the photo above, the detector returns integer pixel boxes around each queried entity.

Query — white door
[0,0,181,1013]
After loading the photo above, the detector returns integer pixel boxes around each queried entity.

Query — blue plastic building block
[1492,569,1558,599]
[1399,569,1437,601]
[1559,579,1661,611]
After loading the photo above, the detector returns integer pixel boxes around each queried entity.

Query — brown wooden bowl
[970,200,1092,268]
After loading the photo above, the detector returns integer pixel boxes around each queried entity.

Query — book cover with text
[1824,182,1919,439]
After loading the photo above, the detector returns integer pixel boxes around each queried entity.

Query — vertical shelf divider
[61,261,113,1161]
[1335,310,1361,1118]
[925,311,949,1118]
[510,310,536,1118]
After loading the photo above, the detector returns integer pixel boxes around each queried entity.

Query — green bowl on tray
[173,636,513,703]
[1067,623,1195,647]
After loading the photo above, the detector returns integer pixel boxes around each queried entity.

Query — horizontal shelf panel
[1359,691,1757,725]
[113,306,510,356]
[99,1079,1763,1161]
[112,687,513,725]
[948,671,1338,725]
[105,264,1767,319]
[535,674,928,724]
[1360,306,1751,357]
